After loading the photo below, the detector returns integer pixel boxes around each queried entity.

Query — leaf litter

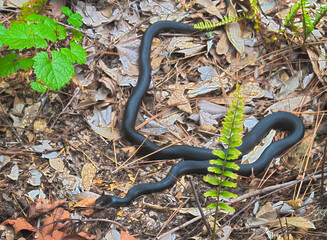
[0,0,326,239]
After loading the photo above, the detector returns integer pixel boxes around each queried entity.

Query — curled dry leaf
[29,198,67,219]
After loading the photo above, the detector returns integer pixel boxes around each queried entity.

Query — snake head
[95,194,114,208]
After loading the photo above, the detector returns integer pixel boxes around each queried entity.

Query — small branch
[189,176,212,236]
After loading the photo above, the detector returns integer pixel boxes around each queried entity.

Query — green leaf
[220,191,238,199]
[17,58,34,70]
[32,22,57,42]
[206,203,217,210]
[230,140,242,148]
[60,42,86,64]
[68,14,83,28]
[203,176,220,185]
[219,135,229,144]
[204,190,218,197]
[25,13,43,22]
[209,159,223,166]
[30,81,48,93]
[56,25,67,40]
[218,202,235,213]
[223,170,238,179]
[221,128,231,137]
[225,162,240,170]
[227,148,241,157]
[212,149,225,159]
[208,166,222,174]
[231,134,242,142]
[0,53,19,77]
[0,23,7,47]
[71,29,83,42]
[33,51,75,91]
[222,121,232,130]
[232,127,243,133]
[61,7,73,17]
[221,180,237,188]
[1,23,47,49]
[70,42,86,64]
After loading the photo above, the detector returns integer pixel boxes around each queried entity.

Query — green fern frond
[194,12,247,31]
[284,0,301,27]
[313,5,327,28]
[203,84,244,239]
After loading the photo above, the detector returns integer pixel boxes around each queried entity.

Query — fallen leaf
[121,231,138,240]
[29,198,66,219]
[167,88,192,114]
[271,217,315,229]
[1,217,35,234]
[73,197,98,208]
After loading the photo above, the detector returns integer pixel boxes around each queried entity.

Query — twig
[189,176,212,236]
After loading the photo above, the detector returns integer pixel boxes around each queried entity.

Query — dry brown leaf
[98,76,117,95]
[271,217,315,229]
[284,200,302,210]
[194,0,223,19]
[73,197,98,208]
[197,125,217,133]
[167,88,192,114]
[121,231,138,240]
[29,198,66,219]
[1,217,35,234]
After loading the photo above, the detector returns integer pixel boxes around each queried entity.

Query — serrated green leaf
[71,29,83,42]
[225,162,240,170]
[212,149,225,159]
[218,202,235,213]
[1,23,47,49]
[204,190,218,197]
[25,13,42,22]
[67,13,83,28]
[56,25,67,40]
[223,170,238,179]
[208,166,222,174]
[70,42,86,64]
[30,81,48,93]
[61,7,72,16]
[209,159,223,166]
[32,22,57,42]
[60,42,86,64]
[221,180,237,188]
[33,51,74,91]
[220,191,238,199]
[0,53,19,77]
[17,58,34,70]
[206,203,217,210]
[0,23,7,47]
[203,176,220,185]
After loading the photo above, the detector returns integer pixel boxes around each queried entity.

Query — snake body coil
[95,21,304,208]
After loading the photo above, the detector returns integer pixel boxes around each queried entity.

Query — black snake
[95,21,304,208]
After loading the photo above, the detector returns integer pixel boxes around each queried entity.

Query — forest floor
[0,0,326,239]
